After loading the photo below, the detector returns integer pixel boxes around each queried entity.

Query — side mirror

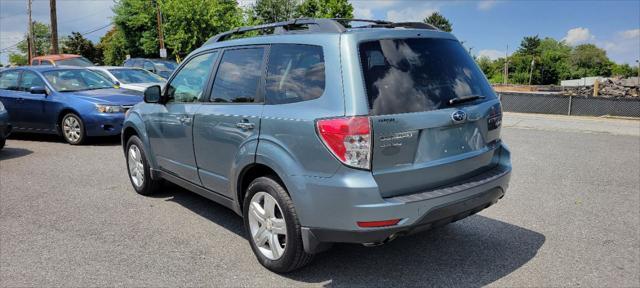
[144,85,162,103]
[30,86,47,95]
[113,81,121,88]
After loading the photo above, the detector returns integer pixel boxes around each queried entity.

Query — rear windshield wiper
[448,95,485,106]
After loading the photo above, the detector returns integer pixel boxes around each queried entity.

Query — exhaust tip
[362,233,399,247]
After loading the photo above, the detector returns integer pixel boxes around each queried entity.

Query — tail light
[316,116,371,170]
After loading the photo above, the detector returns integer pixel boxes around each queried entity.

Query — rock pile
[563,77,640,97]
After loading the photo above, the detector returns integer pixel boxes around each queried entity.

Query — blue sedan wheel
[61,113,85,145]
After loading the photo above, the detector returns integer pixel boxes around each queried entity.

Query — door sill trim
[155,169,239,214]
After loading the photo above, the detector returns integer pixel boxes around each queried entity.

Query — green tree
[253,0,299,23]
[537,37,571,84]
[611,63,635,77]
[295,0,353,18]
[62,32,102,64]
[8,21,52,65]
[423,12,452,32]
[162,0,242,58]
[113,0,243,59]
[8,54,28,66]
[112,0,158,58]
[517,35,541,56]
[476,56,495,78]
[569,44,612,78]
[97,27,128,65]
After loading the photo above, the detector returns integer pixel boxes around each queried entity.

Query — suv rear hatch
[359,38,503,198]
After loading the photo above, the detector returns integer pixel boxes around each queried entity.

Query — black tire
[0,138,5,150]
[125,135,162,195]
[243,176,313,273]
[60,113,86,145]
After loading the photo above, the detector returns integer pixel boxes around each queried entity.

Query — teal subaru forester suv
[121,19,512,272]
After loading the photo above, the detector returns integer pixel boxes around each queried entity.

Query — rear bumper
[302,186,505,253]
[292,143,512,254]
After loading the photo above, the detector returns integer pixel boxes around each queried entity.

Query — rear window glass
[56,57,93,67]
[359,38,495,115]
[265,44,325,104]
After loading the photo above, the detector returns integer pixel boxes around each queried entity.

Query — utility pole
[528,58,535,86]
[154,0,166,58]
[636,59,639,87]
[27,0,34,63]
[503,44,509,85]
[50,0,59,54]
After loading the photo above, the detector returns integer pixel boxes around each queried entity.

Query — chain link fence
[498,92,640,118]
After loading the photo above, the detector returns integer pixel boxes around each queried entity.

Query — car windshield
[56,57,93,67]
[108,68,165,84]
[153,60,177,71]
[43,69,114,92]
[359,38,496,115]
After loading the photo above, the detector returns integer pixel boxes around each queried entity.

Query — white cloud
[354,7,374,20]
[598,29,640,64]
[477,0,498,11]
[387,7,438,22]
[350,0,398,10]
[477,49,507,60]
[562,27,595,46]
[619,29,640,39]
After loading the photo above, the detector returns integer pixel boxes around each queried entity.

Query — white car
[88,66,166,92]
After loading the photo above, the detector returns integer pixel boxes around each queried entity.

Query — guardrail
[499,92,640,118]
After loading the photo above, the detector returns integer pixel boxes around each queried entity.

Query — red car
[30,54,93,67]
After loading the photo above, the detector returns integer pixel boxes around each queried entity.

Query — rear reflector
[316,116,371,170]
[357,219,401,228]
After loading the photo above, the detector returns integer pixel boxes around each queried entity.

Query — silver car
[122,19,512,273]
[89,66,166,92]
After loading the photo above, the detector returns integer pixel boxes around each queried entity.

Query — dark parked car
[0,66,142,144]
[0,100,11,150]
[123,58,177,79]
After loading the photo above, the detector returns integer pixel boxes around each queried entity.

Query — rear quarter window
[265,44,325,104]
[0,71,20,90]
[359,38,496,115]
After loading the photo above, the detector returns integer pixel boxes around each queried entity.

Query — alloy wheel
[128,144,145,188]
[248,191,287,260]
[63,116,82,143]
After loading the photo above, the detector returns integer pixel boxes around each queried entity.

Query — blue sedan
[0,66,143,144]
[0,100,11,150]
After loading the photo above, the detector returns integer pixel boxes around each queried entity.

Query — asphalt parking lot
[1,114,639,287]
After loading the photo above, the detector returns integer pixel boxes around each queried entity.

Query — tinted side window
[42,60,53,65]
[0,71,20,90]
[265,44,325,104]
[166,52,217,103]
[210,47,265,103]
[18,71,46,91]
[31,60,40,65]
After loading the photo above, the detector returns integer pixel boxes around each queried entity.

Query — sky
[1,0,639,65]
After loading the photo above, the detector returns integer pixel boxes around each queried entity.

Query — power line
[0,22,112,54]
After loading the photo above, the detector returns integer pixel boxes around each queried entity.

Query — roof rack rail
[204,18,440,45]
[371,22,439,30]
[204,18,346,45]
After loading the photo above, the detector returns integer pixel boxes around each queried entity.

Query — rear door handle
[236,122,255,130]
